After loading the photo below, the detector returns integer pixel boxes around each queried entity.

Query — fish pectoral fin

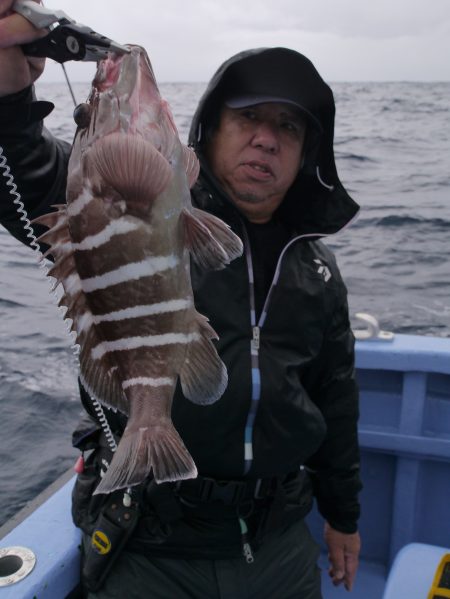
[182,207,243,270]
[93,423,197,494]
[180,312,228,405]
[182,145,200,188]
[90,133,172,209]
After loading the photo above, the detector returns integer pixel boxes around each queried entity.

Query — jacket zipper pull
[239,517,254,564]
[252,326,260,351]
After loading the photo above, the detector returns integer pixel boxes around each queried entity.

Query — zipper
[239,517,254,564]
[241,225,332,475]
[252,326,260,351]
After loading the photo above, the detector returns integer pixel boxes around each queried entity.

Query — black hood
[188,47,359,236]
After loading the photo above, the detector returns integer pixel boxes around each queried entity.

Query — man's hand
[324,521,361,591]
[0,0,47,96]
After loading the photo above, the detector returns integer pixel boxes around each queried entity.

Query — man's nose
[250,122,279,153]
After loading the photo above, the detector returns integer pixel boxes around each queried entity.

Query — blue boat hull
[1,333,450,598]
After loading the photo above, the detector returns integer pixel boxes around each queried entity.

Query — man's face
[207,102,307,224]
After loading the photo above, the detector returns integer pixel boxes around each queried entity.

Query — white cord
[92,393,118,452]
[316,166,335,191]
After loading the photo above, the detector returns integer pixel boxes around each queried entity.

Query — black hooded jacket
[175,48,362,532]
[0,48,361,544]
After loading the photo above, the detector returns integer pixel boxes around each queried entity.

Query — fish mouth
[93,45,153,92]
[94,54,123,91]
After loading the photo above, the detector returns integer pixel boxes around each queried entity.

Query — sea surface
[0,80,449,526]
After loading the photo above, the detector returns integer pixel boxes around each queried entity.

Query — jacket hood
[188,47,359,236]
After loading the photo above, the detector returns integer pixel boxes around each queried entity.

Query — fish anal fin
[182,207,243,270]
[93,423,197,494]
[179,311,227,405]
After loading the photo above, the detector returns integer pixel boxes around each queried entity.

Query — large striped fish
[33,46,243,495]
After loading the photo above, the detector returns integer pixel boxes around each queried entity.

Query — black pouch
[81,491,140,593]
[71,414,116,534]
[71,450,107,534]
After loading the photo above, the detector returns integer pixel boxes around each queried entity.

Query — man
[0,5,361,598]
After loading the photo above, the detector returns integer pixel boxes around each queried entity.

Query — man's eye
[282,121,298,133]
[240,110,257,120]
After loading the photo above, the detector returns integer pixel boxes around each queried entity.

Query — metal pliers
[13,0,130,62]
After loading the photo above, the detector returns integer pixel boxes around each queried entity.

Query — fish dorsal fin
[182,207,243,270]
[32,204,67,231]
[78,335,128,416]
[179,312,227,405]
[32,206,128,415]
[182,145,200,188]
[33,205,72,261]
[89,133,172,209]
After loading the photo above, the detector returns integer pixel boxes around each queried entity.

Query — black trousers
[86,519,322,599]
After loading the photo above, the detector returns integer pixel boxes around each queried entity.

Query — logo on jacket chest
[313,259,332,282]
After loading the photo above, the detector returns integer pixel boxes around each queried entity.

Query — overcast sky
[38,0,450,83]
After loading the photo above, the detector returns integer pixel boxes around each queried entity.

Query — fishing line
[61,63,77,107]
[40,0,78,106]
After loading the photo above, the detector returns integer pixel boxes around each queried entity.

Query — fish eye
[73,103,92,128]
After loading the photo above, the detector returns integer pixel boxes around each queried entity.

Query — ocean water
[0,80,449,526]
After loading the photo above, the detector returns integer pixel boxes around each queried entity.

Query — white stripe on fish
[67,187,94,217]
[91,331,201,360]
[93,298,192,323]
[122,377,174,389]
[80,255,179,293]
[77,312,94,333]
[64,273,82,296]
[72,219,140,251]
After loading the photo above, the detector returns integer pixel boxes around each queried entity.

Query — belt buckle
[253,478,274,500]
[201,478,246,504]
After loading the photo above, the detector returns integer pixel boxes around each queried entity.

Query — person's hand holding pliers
[0,0,129,95]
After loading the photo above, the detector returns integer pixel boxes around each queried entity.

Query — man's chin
[232,190,267,205]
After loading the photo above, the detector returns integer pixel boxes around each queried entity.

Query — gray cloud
[38,0,450,82]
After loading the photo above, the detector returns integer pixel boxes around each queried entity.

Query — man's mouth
[244,161,274,176]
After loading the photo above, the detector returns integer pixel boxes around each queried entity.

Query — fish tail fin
[93,424,197,495]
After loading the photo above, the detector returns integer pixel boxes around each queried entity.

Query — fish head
[75,44,177,154]
[68,45,179,219]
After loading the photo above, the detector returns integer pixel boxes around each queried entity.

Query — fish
[33,45,243,495]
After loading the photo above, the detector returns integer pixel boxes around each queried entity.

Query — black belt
[174,475,279,506]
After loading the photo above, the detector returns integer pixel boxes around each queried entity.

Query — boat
[1,329,449,598]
